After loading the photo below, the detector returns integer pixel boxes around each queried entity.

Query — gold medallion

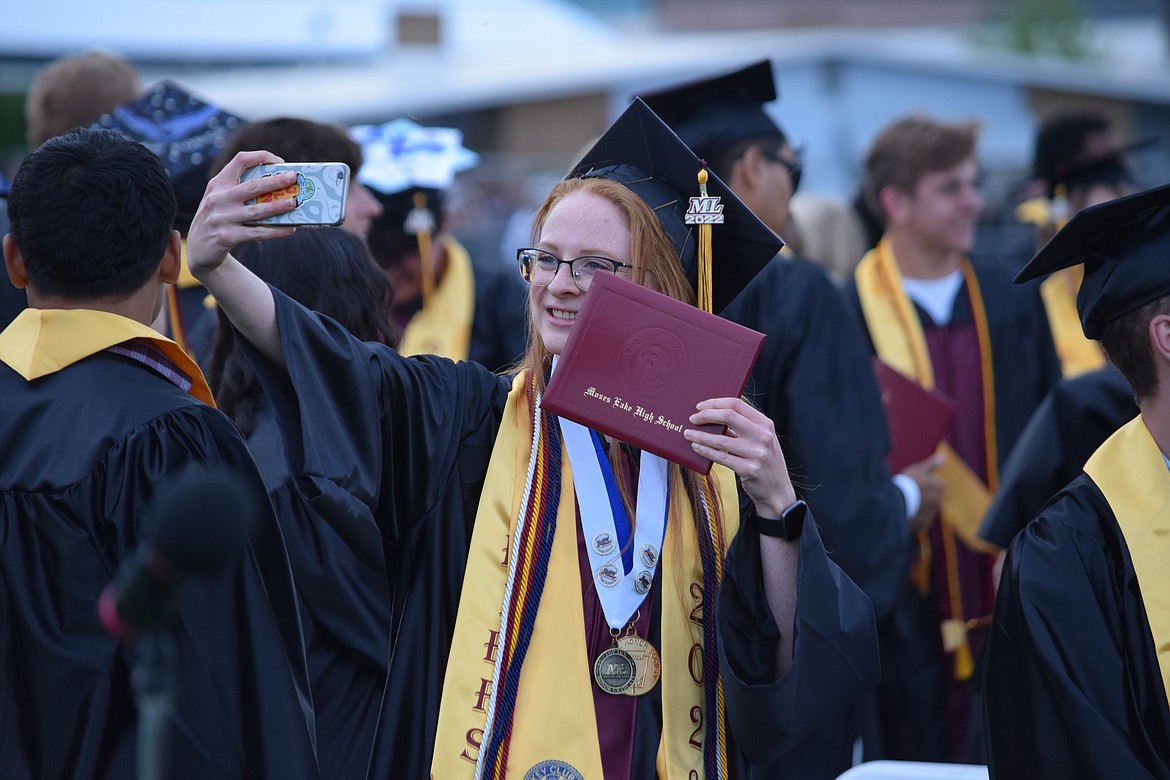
[617,635,661,696]
[593,646,636,694]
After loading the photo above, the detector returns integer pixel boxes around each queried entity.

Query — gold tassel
[954,636,974,681]
[696,167,714,314]
[411,191,435,309]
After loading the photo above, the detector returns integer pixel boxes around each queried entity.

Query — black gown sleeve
[253,288,512,550]
[984,478,1170,780]
[718,502,880,768]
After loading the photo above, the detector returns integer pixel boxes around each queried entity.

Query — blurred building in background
[3,0,1169,268]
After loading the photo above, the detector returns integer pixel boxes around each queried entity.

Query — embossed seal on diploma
[619,327,687,400]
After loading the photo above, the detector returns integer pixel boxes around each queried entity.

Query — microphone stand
[131,629,177,780]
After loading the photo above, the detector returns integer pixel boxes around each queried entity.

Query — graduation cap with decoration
[93,80,245,183]
[1015,182,1170,339]
[352,118,478,304]
[92,80,246,231]
[569,98,782,314]
[638,60,788,175]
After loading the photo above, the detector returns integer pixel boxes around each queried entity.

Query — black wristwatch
[755,499,807,541]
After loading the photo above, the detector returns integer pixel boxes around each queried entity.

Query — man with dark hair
[985,182,1170,779]
[0,128,317,779]
[2,51,145,330]
[640,61,940,776]
[844,113,1061,763]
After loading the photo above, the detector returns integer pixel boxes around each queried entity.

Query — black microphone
[99,465,260,640]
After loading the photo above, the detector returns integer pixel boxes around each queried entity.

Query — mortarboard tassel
[687,163,723,314]
[953,635,975,682]
[408,191,436,309]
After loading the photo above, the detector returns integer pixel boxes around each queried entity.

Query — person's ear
[1149,313,1170,363]
[3,235,29,289]
[879,185,910,228]
[159,230,182,285]
[737,146,768,191]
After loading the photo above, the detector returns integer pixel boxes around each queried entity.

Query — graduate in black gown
[640,60,938,776]
[188,100,879,780]
[207,227,399,780]
[985,182,1170,779]
[0,129,316,779]
[843,115,1061,763]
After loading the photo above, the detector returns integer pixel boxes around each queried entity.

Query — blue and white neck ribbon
[559,416,669,631]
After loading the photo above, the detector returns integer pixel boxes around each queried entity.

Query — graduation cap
[93,80,245,182]
[354,119,479,306]
[1015,182,1170,339]
[1049,138,1157,198]
[93,80,246,232]
[638,60,786,167]
[569,98,782,314]
[351,118,478,196]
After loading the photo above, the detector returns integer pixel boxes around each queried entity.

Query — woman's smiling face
[529,190,633,356]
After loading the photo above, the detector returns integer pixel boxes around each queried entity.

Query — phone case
[241,162,350,226]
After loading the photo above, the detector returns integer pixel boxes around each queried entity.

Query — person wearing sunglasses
[641,59,940,778]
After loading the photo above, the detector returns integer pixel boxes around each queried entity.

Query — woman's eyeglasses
[517,248,633,292]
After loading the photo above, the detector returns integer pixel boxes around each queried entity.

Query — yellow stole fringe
[854,239,999,680]
[399,236,475,361]
[0,308,214,407]
[432,371,739,778]
[1084,416,1170,700]
[1040,266,1106,379]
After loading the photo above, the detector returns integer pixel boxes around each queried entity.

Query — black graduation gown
[842,261,1061,762]
[255,288,879,780]
[724,255,913,620]
[0,349,317,779]
[249,401,390,780]
[723,255,912,777]
[978,364,1137,549]
[983,475,1170,779]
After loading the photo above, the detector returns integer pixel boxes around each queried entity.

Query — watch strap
[754,499,807,541]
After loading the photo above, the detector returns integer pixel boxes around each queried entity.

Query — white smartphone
[240,162,350,227]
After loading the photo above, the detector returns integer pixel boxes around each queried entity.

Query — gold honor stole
[399,236,476,362]
[1084,416,1170,700]
[432,371,740,779]
[1040,266,1106,379]
[0,308,214,407]
[854,239,998,679]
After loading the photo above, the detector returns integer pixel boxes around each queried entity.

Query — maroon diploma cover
[873,358,955,474]
[542,272,765,473]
